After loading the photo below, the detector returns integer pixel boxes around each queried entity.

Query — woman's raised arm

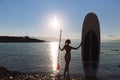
[71,42,82,50]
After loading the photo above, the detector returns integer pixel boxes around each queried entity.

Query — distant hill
[0,36,46,43]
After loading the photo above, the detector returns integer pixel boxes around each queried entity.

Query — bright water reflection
[49,42,59,73]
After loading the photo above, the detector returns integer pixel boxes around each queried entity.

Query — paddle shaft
[58,30,62,63]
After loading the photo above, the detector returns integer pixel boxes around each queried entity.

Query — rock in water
[0,67,11,78]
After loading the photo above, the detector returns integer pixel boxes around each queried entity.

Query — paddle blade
[57,63,60,70]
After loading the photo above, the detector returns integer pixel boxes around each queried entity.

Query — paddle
[57,30,62,72]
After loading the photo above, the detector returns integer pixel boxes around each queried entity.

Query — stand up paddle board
[81,13,100,78]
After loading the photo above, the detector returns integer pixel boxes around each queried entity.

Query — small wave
[100,52,104,53]
[118,65,120,67]
[111,49,119,52]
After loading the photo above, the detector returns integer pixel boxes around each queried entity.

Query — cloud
[108,35,115,37]
[102,34,120,42]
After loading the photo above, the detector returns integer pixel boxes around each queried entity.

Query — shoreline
[0,66,83,80]
[1,66,120,80]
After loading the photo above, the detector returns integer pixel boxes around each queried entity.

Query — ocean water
[0,40,120,77]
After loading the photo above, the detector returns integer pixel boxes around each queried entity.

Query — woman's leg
[66,62,70,77]
[66,56,71,78]
[64,56,68,78]
[64,63,67,77]
[64,55,71,78]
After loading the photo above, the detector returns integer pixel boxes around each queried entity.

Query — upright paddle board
[81,13,100,79]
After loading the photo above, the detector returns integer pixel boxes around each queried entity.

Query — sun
[50,16,60,29]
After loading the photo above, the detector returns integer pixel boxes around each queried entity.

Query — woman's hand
[59,46,62,51]
[77,42,83,49]
[59,46,61,50]
[80,42,83,46]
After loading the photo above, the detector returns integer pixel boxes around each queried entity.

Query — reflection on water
[0,42,119,79]
[49,42,59,73]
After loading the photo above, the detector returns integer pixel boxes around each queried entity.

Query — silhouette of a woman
[59,39,82,77]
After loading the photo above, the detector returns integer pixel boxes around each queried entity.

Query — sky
[0,0,120,41]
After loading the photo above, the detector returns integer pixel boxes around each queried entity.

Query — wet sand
[0,66,120,80]
[0,66,82,80]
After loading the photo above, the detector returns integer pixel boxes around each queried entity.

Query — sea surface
[0,40,120,78]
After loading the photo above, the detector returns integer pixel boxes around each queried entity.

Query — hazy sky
[0,0,120,41]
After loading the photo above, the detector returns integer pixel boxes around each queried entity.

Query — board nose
[85,13,99,30]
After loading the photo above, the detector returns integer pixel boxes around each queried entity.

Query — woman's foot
[67,73,69,78]
[64,73,66,78]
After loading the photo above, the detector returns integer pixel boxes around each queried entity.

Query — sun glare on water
[50,42,59,72]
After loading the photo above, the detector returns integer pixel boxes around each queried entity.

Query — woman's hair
[65,39,71,45]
